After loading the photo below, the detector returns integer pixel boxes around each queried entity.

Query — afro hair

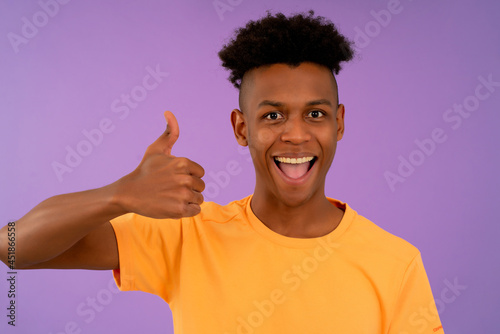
[218,10,355,89]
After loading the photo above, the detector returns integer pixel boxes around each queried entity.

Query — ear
[336,104,345,141]
[231,108,248,146]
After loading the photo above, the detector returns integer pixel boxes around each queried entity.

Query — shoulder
[331,198,420,264]
[355,213,419,256]
[195,195,250,224]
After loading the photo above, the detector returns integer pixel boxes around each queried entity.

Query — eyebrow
[257,99,333,109]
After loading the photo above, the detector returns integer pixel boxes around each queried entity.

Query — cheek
[247,127,276,163]
[329,141,338,158]
[257,127,275,144]
[317,131,338,158]
[249,127,275,147]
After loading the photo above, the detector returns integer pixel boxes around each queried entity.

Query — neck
[250,189,344,238]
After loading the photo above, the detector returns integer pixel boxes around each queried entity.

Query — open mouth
[273,156,317,180]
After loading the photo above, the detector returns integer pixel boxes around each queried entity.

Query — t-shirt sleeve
[109,213,185,303]
[387,252,444,334]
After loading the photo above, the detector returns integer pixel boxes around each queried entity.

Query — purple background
[1,0,499,333]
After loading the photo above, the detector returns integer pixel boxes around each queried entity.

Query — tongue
[278,162,310,179]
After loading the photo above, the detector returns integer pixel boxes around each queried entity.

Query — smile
[273,156,317,180]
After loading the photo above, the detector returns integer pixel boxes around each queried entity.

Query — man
[0,10,444,333]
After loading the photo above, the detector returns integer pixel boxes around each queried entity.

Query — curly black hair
[218,10,355,90]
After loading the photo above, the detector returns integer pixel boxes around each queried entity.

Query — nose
[280,115,311,144]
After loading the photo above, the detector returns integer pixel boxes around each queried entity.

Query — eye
[264,112,283,120]
[308,110,325,118]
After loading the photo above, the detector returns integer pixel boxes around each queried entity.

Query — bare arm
[0,111,205,270]
[0,186,123,270]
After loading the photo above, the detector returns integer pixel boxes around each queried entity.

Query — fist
[116,111,205,219]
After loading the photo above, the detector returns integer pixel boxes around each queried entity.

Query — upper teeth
[275,156,314,164]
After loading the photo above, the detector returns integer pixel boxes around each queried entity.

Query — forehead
[240,62,338,109]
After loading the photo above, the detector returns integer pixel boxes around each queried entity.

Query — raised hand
[115,111,205,219]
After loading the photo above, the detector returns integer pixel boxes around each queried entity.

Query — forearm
[0,182,126,269]
[0,111,205,270]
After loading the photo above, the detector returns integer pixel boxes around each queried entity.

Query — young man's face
[231,62,345,207]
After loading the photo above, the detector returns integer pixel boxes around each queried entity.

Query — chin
[273,188,318,208]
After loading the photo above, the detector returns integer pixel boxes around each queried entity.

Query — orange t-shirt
[110,195,444,334]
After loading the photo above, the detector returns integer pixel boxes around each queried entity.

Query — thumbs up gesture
[115,111,205,219]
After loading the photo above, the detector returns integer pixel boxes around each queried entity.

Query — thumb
[149,111,179,156]
[163,110,179,155]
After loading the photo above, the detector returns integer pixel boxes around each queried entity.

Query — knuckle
[180,187,193,201]
[174,202,186,218]
[192,205,201,216]
[186,204,201,217]
[176,157,190,168]
[166,208,181,219]
[178,174,192,187]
